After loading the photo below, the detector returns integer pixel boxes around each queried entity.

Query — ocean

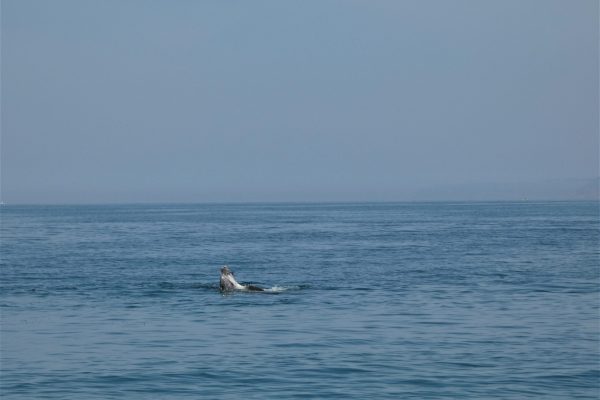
[1,202,598,399]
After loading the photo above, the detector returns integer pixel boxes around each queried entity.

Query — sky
[1,0,598,203]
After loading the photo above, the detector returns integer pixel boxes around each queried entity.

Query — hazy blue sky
[1,0,598,203]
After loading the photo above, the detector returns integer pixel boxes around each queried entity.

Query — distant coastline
[412,177,600,202]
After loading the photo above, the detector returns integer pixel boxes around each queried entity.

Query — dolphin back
[244,284,264,292]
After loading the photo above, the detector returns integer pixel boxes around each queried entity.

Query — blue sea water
[1,202,598,399]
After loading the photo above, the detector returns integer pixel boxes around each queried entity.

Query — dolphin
[219,266,264,292]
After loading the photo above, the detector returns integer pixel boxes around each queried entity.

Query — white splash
[263,285,303,293]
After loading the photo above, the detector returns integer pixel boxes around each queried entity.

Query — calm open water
[1,202,599,399]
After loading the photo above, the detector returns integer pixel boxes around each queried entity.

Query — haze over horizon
[1,0,598,204]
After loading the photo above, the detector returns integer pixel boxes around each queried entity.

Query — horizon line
[2,198,598,207]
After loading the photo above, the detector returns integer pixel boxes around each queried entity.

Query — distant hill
[413,178,599,201]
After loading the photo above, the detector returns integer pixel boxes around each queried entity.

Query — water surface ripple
[1,202,598,399]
